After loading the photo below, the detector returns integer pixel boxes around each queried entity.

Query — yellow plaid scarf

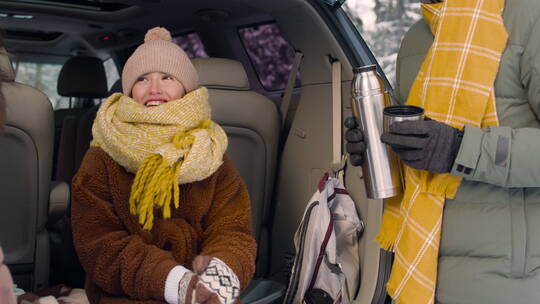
[91,87,228,230]
[375,0,508,303]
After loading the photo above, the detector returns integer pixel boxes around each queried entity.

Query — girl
[72,27,256,304]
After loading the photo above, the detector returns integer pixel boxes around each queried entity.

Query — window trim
[306,0,394,92]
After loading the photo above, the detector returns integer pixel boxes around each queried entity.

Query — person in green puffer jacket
[345,0,540,303]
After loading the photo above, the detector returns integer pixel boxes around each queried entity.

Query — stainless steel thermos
[351,65,401,199]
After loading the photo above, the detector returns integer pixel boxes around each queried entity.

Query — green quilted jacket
[395,0,540,303]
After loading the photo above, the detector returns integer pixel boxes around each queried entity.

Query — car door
[310,3,392,303]
[269,1,420,304]
[310,2,422,303]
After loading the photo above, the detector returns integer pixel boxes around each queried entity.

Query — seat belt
[330,59,346,184]
[281,51,304,127]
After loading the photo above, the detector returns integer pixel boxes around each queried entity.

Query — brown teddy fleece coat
[71,147,257,304]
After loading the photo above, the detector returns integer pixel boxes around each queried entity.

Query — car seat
[0,47,56,291]
[50,55,108,288]
[53,56,108,182]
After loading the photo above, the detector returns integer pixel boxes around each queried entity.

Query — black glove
[380,119,463,173]
[344,117,366,166]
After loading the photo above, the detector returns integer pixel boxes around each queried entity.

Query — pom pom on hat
[144,27,172,42]
[122,26,199,96]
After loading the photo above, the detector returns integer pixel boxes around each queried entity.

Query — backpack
[284,173,364,304]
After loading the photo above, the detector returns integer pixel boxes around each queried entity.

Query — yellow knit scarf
[91,87,228,230]
[376,1,507,303]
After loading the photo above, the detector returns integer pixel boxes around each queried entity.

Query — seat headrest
[192,58,249,90]
[0,48,16,82]
[57,56,108,98]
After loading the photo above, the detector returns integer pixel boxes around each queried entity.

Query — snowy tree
[13,59,119,109]
[344,0,421,87]
[14,62,69,108]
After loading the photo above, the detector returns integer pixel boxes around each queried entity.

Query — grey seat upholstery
[0,48,54,291]
[193,58,284,303]
[50,56,109,288]
[63,78,119,185]
[193,58,281,275]
[68,79,119,170]
[54,56,108,182]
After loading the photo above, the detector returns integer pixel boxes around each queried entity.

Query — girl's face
[131,72,186,107]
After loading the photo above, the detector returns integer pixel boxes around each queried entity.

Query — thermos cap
[353,64,377,74]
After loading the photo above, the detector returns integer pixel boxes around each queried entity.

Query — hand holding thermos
[344,116,463,174]
[344,117,367,167]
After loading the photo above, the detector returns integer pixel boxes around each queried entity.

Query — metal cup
[383,105,424,187]
[383,105,424,128]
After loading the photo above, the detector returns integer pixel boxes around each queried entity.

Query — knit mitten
[57,289,89,304]
[178,271,197,304]
[191,256,240,304]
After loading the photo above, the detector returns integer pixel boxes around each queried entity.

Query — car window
[238,22,301,91]
[173,32,209,59]
[14,62,69,109]
[15,58,119,109]
[103,57,120,91]
[343,0,421,86]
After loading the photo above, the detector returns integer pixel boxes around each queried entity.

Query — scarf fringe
[386,282,398,302]
[129,120,211,230]
[375,212,401,251]
[375,234,394,252]
[129,154,182,230]
[375,194,404,251]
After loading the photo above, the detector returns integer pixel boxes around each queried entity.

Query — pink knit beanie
[122,27,199,96]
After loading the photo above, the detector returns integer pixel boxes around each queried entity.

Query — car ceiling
[0,0,296,62]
